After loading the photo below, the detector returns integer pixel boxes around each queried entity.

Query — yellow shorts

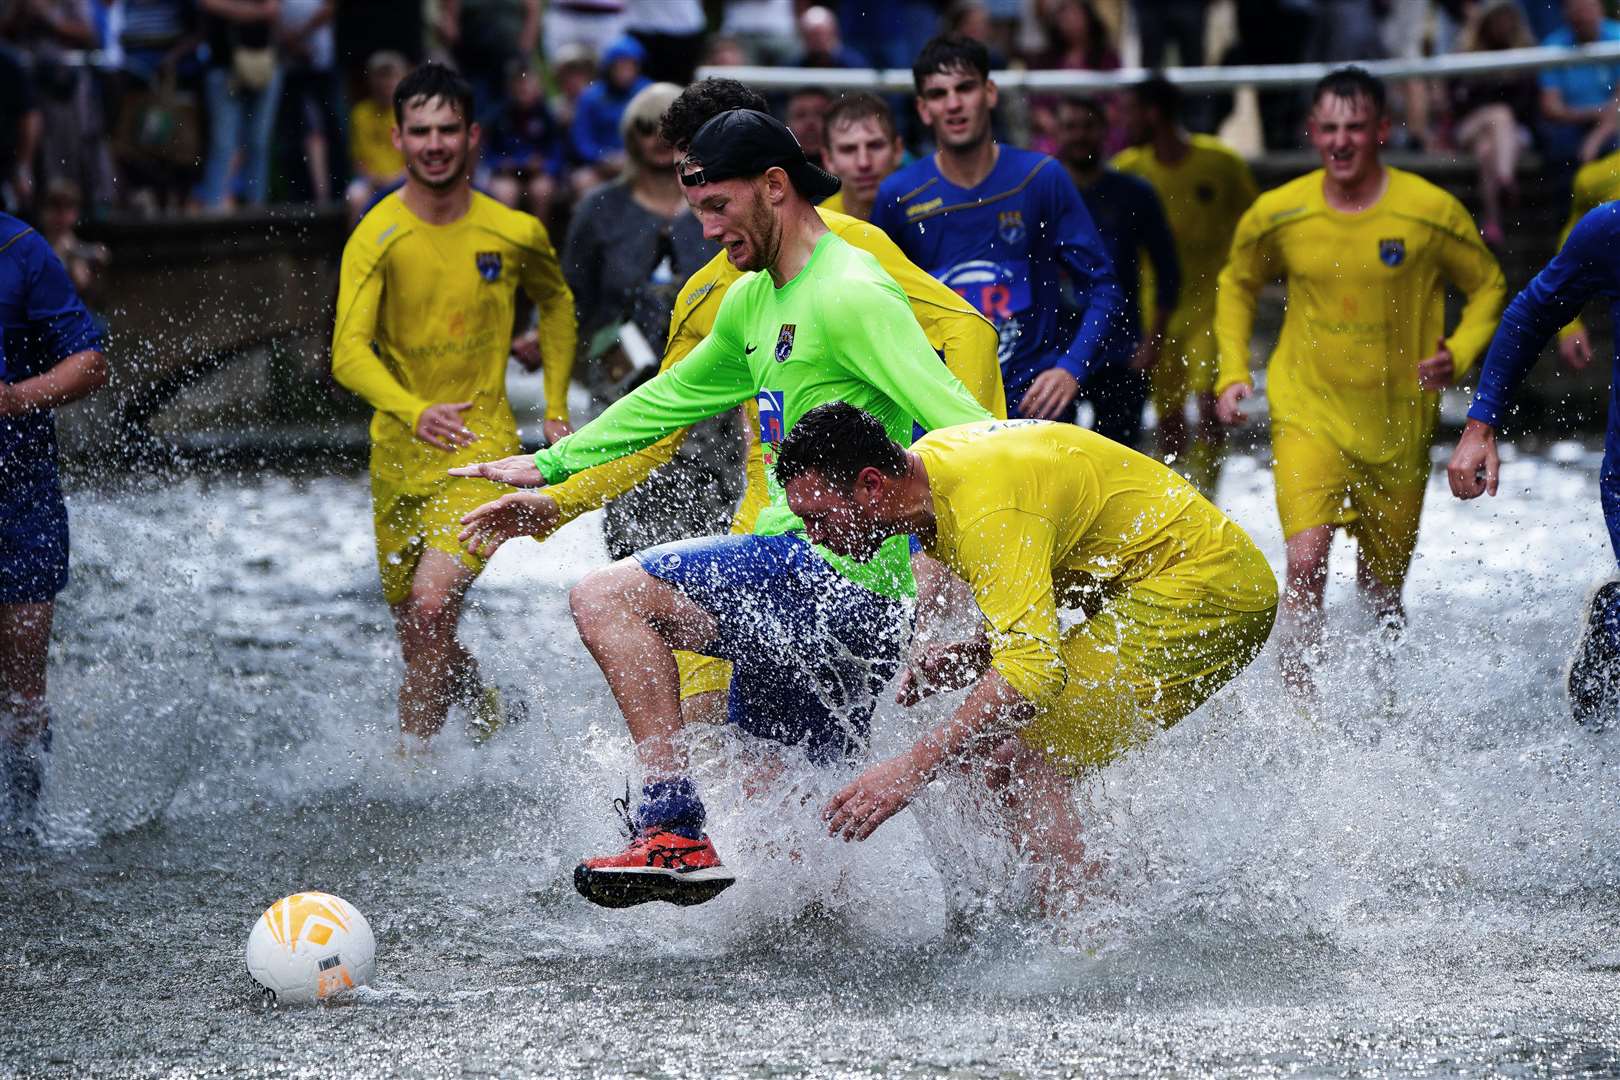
[1019,583,1277,773]
[1271,425,1429,590]
[674,650,732,702]
[372,476,506,606]
[1149,323,1218,414]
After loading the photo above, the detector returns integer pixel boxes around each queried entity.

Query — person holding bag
[195,0,282,210]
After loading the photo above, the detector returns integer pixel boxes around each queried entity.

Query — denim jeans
[197,64,284,207]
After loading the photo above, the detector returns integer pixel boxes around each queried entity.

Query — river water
[5,444,1620,1077]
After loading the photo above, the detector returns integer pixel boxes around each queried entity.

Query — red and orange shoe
[573,829,736,909]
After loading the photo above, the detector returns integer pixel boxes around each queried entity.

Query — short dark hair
[659,77,770,151]
[1312,64,1386,115]
[824,92,897,140]
[912,34,991,92]
[775,402,908,490]
[787,85,833,105]
[1058,95,1106,123]
[393,62,475,127]
[1131,74,1181,122]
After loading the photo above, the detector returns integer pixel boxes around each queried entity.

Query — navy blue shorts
[637,533,909,765]
[0,469,69,604]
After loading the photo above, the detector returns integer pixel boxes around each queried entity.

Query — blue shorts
[0,468,68,604]
[637,533,910,765]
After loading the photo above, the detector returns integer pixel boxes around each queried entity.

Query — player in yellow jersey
[456,78,1005,725]
[331,63,576,746]
[1214,67,1505,697]
[777,403,1276,899]
[1113,75,1257,494]
[819,93,905,223]
[1548,150,1620,370]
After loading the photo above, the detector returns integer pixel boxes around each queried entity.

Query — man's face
[824,116,901,203]
[916,67,997,152]
[1120,91,1153,146]
[631,118,676,170]
[784,470,888,562]
[394,96,477,191]
[1307,92,1387,188]
[1567,0,1603,40]
[1056,103,1106,169]
[684,171,778,271]
[786,92,830,157]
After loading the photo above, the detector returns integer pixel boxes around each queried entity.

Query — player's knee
[569,562,640,636]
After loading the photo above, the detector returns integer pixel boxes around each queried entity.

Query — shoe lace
[611,782,637,840]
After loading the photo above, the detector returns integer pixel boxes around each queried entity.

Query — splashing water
[7,448,1620,1075]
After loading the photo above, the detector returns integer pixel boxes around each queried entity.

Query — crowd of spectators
[0,0,1611,245]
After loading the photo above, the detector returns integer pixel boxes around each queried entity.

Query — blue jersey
[871,146,1125,408]
[1075,168,1180,370]
[0,215,103,480]
[1469,201,1620,563]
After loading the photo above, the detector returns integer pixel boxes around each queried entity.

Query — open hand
[416,402,477,451]
[823,751,930,841]
[448,453,547,487]
[1018,367,1080,420]
[458,490,562,556]
[896,640,990,706]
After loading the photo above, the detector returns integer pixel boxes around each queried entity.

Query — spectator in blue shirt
[481,60,567,222]
[571,35,651,180]
[0,215,106,836]
[1538,0,1620,173]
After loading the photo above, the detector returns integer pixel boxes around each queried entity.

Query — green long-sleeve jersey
[535,230,992,598]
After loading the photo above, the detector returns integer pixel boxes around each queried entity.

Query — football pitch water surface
[5,447,1620,1077]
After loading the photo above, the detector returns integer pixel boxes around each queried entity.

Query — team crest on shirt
[774,323,796,363]
[1378,238,1406,267]
[998,210,1026,244]
[475,251,502,282]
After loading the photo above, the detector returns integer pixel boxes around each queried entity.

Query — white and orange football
[245,891,376,1005]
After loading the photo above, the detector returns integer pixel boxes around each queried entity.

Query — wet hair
[1058,95,1106,123]
[775,402,908,490]
[659,77,771,151]
[1312,65,1387,116]
[393,62,475,127]
[824,92,897,140]
[1131,74,1181,123]
[912,34,991,92]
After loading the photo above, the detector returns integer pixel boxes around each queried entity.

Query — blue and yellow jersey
[541,207,1005,534]
[0,216,102,475]
[1555,151,1620,339]
[331,190,576,496]
[871,145,1124,403]
[1112,135,1255,353]
[1215,167,1506,462]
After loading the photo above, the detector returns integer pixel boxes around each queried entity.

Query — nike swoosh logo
[745,344,757,354]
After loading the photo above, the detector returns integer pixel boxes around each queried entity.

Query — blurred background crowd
[0,0,1612,317]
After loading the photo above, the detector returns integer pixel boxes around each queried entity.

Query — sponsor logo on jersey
[775,324,796,363]
[757,388,786,446]
[939,260,1027,363]
[905,197,944,218]
[476,251,503,282]
[1378,238,1405,267]
[998,210,1026,244]
[684,280,717,308]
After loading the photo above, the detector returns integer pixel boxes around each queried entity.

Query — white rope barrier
[698,40,1620,93]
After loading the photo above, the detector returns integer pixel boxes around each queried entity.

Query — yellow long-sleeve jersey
[916,419,1277,709]
[331,191,576,495]
[1215,167,1506,463]
[1111,135,1257,349]
[1556,152,1620,339]
[539,207,1006,534]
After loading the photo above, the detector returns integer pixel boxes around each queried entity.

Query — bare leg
[304,133,331,203]
[390,549,481,741]
[569,560,720,779]
[1281,525,1333,701]
[0,601,53,739]
[980,735,1098,910]
[1158,394,1190,464]
[680,689,726,727]
[1355,546,1405,627]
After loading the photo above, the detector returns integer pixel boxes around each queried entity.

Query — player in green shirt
[453,108,992,908]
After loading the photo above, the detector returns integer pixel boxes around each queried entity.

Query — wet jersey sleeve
[518,216,578,422]
[19,230,101,361]
[1434,196,1507,381]
[1214,201,1275,395]
[534,287,755,484]
[1469,206,1618,427]
[951,508,1067,707]
[331,232,433,429]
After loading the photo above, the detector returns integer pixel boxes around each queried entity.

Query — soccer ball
[245,891,376,1004]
